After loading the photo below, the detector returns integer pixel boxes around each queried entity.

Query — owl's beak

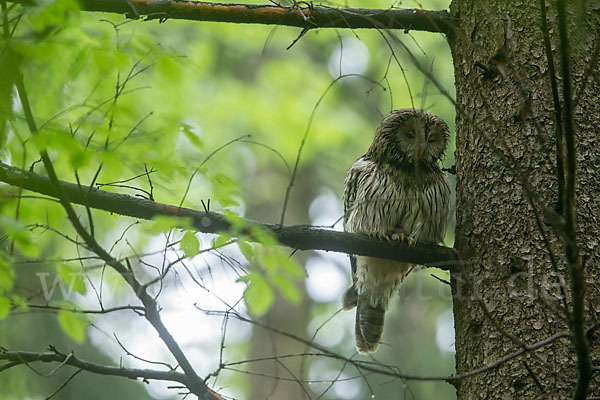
[418,147,425,158]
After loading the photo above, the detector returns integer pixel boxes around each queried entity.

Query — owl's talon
[406,238,415,247]
[390,232,406,242]
[385,229,405,242]
[375,232,392,241]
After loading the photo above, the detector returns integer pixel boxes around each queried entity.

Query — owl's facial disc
[395,117,445,164]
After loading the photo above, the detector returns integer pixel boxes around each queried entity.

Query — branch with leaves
[0,160,459,270]
[0,8,225,395]
[11,0,453,33]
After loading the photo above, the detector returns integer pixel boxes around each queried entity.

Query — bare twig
[0,349,188,384]
[200,307,573,383]
[556,0,591,398]
[24,303,145,315]
[45,369,83,400]
[539,0,565,216]
[280,74,385,225]
[113,334,176,370]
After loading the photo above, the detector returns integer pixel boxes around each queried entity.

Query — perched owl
[342,108,450,354]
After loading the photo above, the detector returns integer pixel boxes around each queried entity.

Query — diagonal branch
[1,11,222,395]
[11,0,454,34]
[0,160,459,270]
[0,349,188,384]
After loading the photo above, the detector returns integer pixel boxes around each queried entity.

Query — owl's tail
[355,294,386,354]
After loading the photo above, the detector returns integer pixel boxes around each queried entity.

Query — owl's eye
[428,135,437,143]
[405,131,415,139]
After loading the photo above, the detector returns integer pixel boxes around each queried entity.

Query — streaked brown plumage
[342,108,450,354]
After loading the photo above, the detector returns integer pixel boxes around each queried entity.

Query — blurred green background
[0,0,456,398]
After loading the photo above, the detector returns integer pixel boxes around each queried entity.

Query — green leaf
[27,0,80,32]
[58,309,89,343]
[11,295,28,311]
[148,215,192,234]
[180,123,203,149]
[271,275,301,305]
[114,50,131,71]
[0,216,40,258]
[222,210,250,235]
[259,249,279,273]
[0,297,10,320]
[214,233,232,248]
[238,240,254,262]
[279,255,306,279]
[157,56,183,84]
[68,47,90,79]
[211,172,240,209]
[250,226,277,246]
[0,252,15,291]
[58,264,86,295]
[258,248,302,275]
[69,145,93,169]
[181,231,200,258]
[243,274,274,316]
[216,197,240,208]
[236,271,255,283]
[0,52,15,146]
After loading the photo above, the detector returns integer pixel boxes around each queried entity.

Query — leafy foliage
[57,264,86,295]
[57,303,90,343]
[0,0,456,398]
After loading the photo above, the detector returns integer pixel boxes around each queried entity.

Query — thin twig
[539,0,565,216]
[45,369,83,400]
[556,0,591,398]
[280,74,385,225]
[0,350,188,384]
[198,306,572,383]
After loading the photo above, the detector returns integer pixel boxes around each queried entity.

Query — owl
[342,108,451,354]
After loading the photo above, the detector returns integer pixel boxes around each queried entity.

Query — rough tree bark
[449,0,600,398]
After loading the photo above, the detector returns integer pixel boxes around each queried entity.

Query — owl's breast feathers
[343,156,450,244]
[343,156,449,312]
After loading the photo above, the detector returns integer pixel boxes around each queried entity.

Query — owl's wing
[342,157,372,230]
[341,157,374,310]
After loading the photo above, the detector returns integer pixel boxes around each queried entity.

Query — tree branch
[1,12,223,395]
[12,0,453,34]
[556,0,591,398]
[0,349,188,384]
[539,0,565,217]
[0,160,459,270]
[25,303,146,315]
[205,307,573,383]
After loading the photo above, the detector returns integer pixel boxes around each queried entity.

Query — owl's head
[368,108,450,170]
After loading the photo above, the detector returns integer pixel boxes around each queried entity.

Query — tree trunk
[449,0,600,398]
[247,167,314,400]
